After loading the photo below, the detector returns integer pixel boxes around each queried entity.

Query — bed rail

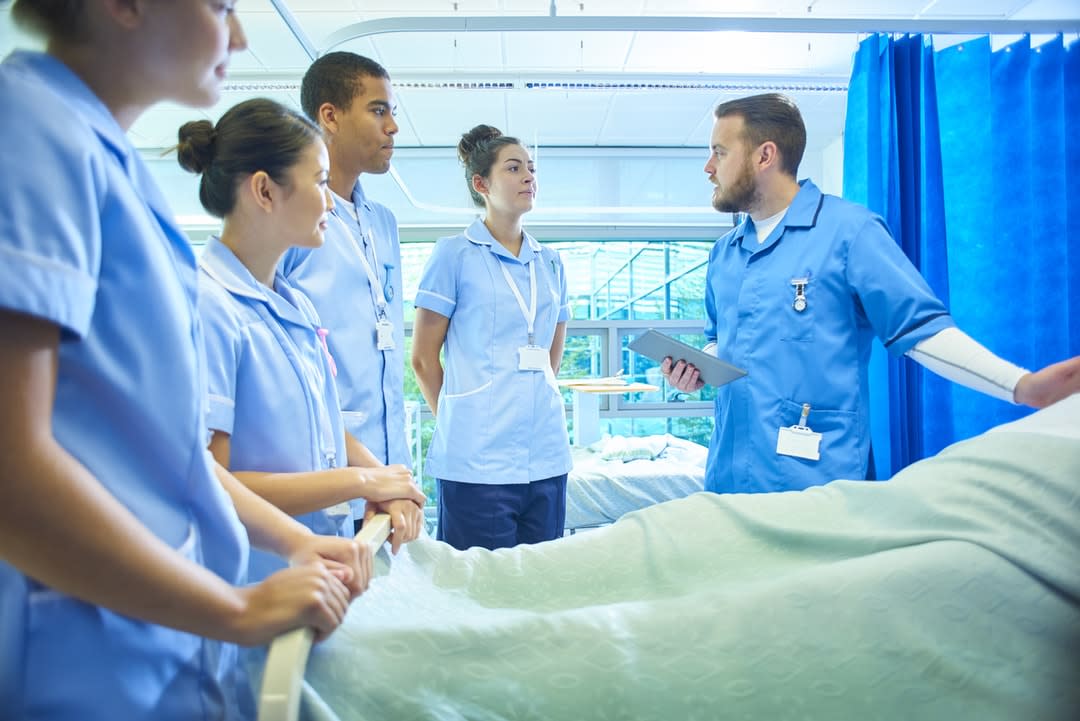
[257,513,392,721]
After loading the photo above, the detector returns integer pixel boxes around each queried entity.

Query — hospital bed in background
[564,433,707,532]
[258,395,1080,721]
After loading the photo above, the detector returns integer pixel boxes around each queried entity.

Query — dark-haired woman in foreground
[176,98,425,582]
[0,4,368,719]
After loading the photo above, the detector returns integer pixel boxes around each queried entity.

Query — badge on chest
[518,344,548,372]
[376,318,395,351]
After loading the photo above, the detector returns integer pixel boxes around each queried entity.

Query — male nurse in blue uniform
[281,53,411,528]
[664,93,1080,494]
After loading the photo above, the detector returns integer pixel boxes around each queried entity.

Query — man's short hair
[714,93,806,177]
[300,52,390,122]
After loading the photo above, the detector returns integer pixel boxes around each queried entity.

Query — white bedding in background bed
[299,396,1080,721]
[565,434,707,530]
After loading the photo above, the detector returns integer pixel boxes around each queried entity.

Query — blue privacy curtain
[844,33,1079,477]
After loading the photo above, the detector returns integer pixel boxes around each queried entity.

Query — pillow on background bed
[599,435,669,462]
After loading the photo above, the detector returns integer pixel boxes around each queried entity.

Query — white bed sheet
[296,396,1080,721]
[565,433,707,530]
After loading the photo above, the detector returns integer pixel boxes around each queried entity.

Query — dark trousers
[436,474,567,551]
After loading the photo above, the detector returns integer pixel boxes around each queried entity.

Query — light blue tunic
[703,180,955,494]
[415,218,572,484]
[281,182,409,517]
[0,52,251,720]
[198,238,351,582]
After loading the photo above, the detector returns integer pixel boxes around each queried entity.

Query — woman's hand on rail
[365,498,425,555]
[231,561,352,645]
[354,464,427,508]
[288,533,373,600]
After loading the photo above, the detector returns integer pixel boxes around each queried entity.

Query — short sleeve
[845,214,955,355]
[550,249,570,323]
[0,72,101,336]
[414,236,459,318]
[197,282,241,435]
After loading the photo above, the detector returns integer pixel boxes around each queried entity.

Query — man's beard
[711,160,758,214]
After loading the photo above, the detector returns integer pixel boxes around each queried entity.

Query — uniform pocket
[777,398,863,482]
[24,524,209,718]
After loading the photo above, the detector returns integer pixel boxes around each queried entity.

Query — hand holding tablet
[629,330,747,388]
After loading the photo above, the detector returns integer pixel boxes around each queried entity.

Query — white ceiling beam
[322,14,1080,53]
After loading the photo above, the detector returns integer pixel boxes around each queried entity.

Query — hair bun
[175,119,217,174]
[458,124,503,163]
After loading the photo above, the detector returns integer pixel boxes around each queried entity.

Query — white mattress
[565,434,707,529]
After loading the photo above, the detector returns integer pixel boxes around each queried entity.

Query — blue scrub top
[0,52,251,720]
[415,218,573,484]
[703,180,955,494]
[281,182,410,516]
[199,238,352,582]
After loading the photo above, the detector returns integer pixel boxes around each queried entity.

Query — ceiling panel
[397,87,510,145]
[238,11,317,71]
[600,89,721,145]
[623,30,855,75]
[509,90,617,145]
[373,30,505,72]
[502,31,635,71]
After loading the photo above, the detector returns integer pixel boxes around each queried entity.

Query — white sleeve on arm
[906,327,1029,403]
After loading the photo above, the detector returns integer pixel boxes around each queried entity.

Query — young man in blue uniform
[664,93,1080,494]
[281,53,411,529]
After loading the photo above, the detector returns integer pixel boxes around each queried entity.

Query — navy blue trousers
[436,474,567,551]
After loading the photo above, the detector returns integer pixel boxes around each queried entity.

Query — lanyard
[499,257,537,345]
[332,207,388,320]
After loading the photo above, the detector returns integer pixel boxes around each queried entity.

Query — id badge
[518,344,548,372]
[776,424,822,461]
[376,319,395,351]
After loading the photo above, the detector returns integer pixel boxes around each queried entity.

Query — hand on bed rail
[232,559,356,645]
[364,497,425,555]
[286,532,374,602]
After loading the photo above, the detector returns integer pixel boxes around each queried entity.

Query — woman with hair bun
[411,124,572,551]
[177,98,425,583]
[0,4,369,720]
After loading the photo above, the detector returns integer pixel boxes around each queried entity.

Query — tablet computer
[629,329,747,388]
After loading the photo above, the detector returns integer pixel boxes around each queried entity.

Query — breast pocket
[779,278,814,343]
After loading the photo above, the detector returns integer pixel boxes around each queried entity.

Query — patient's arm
[1013,356,1080,408]
[0,310,351,647]
[908,327,1080,407]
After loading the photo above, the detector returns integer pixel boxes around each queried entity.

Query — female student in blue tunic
[176,98,425,576]
[411,125,573,551]
[0,4,370,720]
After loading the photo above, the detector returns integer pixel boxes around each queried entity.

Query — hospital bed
[564,433,707,531]
[258,395,1080,721]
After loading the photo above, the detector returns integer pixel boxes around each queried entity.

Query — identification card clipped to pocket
[775,403,821,461]
[776,425,822,461]
[375,319,395,351]
[518,344,548,372]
